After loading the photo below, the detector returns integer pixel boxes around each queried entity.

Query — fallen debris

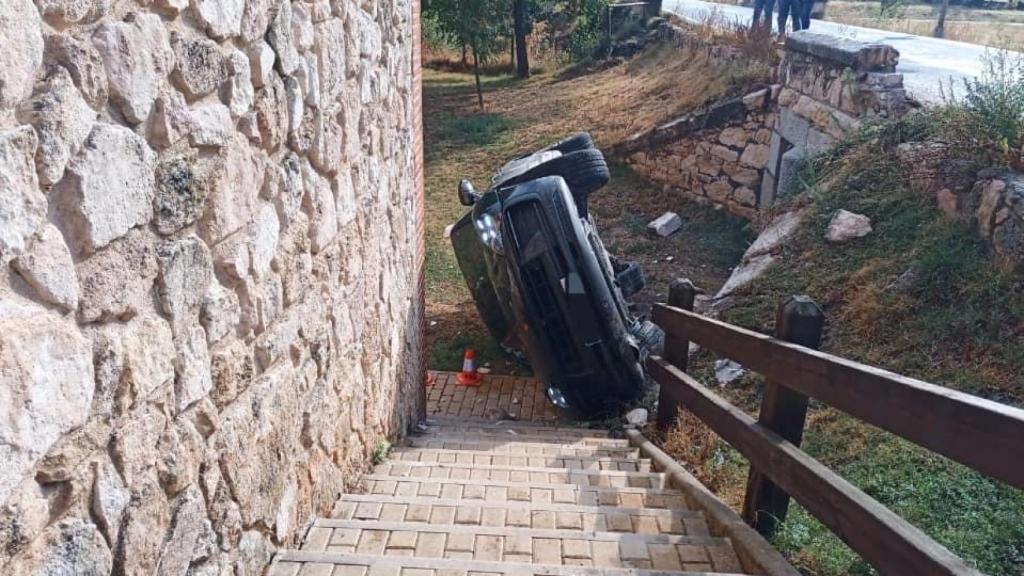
[826,209,873,243]
[648,212,682,237]
[624,407,648,427]
[714,359,745,386]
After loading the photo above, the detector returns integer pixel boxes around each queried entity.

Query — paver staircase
[270,416,757,576]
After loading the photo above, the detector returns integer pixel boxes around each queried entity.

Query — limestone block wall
[620,90,777,219]
[0,0,424,574]
[764,31,909,203]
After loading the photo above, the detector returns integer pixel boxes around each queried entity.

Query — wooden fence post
[742,294,825,537]
[657,278,697,432]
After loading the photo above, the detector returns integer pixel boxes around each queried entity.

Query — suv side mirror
[458,179,480,206]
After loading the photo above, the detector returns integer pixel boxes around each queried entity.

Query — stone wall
[764,31,909,204]
[899,143,1024,271]
[616,26,909,218]
[0,0,424,574]
[619,90,777,219]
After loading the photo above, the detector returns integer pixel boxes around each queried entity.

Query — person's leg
[800,0,813,29]
[767,0,777,30]
[753,0,766,26]
[790,0,804,31]
[776,0,791,33]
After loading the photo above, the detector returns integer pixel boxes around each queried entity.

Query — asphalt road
[662,0,1020,104]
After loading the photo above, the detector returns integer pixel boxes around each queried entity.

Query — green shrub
[944,49,1024,155]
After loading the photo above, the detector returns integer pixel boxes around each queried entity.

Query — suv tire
[541,132,593,155]
[511,149,610,217]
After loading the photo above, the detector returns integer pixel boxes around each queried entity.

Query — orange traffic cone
[456,349,483,387]
[424,371,436,387]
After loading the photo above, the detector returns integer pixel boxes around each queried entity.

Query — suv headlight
[474,212,504,255]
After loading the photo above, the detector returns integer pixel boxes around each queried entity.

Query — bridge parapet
[764,31,910,205]
[619,24,910,218]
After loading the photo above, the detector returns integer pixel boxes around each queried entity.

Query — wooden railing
[651,280,1024,576]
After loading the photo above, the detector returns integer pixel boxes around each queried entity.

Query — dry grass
[825,1,1024,51]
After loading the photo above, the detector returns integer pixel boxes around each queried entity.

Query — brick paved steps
[372,462,667,489]
[275,391,759,576]
[404,437,639,458]
[411,432,630,448]
[413,431,628,447]
[293,522,743,571]
[271,552,751,576]
[390,448,652,472]
[423,418,610,438]
[361,476,689,509]
[332,495,709,535]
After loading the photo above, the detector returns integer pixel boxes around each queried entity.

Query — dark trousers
[799,0,813,29]
[752,0,776,28]
[777,0,804,32]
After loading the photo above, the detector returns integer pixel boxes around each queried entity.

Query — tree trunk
[933,0,949,38]
[461,41,468,66]
[472,42,484,110]
[513,0,530,79]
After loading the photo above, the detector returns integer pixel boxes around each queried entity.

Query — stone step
[333,494,709,535]
[423,417,611,438]
[271,552,751,576]
[296,520,743,572]
[361,475,688,509]
[413,432,630,448]
[390,447,651,472]
[373,461,667,490]
[404,437,639,458]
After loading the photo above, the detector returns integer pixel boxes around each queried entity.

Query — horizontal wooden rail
[649,357,984,576]
[653,303,1024,491]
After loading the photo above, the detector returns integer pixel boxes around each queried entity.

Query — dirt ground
[423,44,758,373]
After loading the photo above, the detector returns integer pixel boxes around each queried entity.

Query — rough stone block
[0,126,45,261]
[13,224,79,312]
[0,0,44,110]
[59,123,156,252]
[171,35,229,100]
[92,14,173,124]
[0,298,93,506]
[647,212,682,237]
[777,146,807,197]
[16,66,96,186]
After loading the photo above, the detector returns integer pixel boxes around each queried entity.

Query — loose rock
[624,408,648,427]
[648,212,682,237]
[825,209,873,243]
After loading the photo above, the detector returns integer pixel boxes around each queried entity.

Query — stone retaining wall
[620,89,777,219]
[0,0,424,574]
[618,26,909,218]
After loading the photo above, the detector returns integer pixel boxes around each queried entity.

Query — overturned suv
[450,133,660,416]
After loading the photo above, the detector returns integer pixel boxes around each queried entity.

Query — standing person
[777,0,804,33]
[752,0,776,29]
[799,0,813,29]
